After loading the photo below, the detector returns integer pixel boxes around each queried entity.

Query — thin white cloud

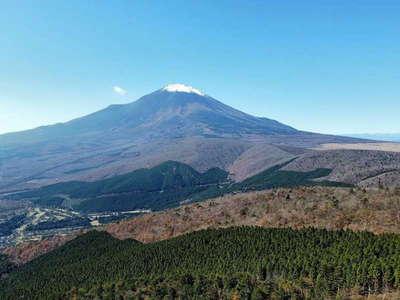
[113,86,128,96]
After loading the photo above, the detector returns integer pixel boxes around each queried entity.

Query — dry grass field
[315,142,400,152]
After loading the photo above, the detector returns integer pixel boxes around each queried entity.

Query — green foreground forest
[2,227,400,299]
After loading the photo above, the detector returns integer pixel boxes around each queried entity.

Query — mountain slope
[282,149,400,187]
[0,84,297,148]
[0,84,373,191]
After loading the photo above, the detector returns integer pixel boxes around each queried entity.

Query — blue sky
[1,1,399,135]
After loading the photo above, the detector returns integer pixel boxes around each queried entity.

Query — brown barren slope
[315,142,400,152]
[283,149,400,187]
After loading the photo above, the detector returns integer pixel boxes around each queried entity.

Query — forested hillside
[9,160,349,213]
[9,161,229,212]
[2,227,400,299]
[0,254,14,278]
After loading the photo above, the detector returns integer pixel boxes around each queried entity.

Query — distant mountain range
[345,133,400,142]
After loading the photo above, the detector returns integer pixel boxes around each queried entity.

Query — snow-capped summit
[162,83,204,96]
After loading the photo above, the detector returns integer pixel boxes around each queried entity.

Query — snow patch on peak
[162,83,204,96]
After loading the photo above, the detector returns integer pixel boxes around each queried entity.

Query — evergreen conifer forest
[2,227,400,299]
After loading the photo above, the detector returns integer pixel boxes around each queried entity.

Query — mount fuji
[0,84,368,191]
